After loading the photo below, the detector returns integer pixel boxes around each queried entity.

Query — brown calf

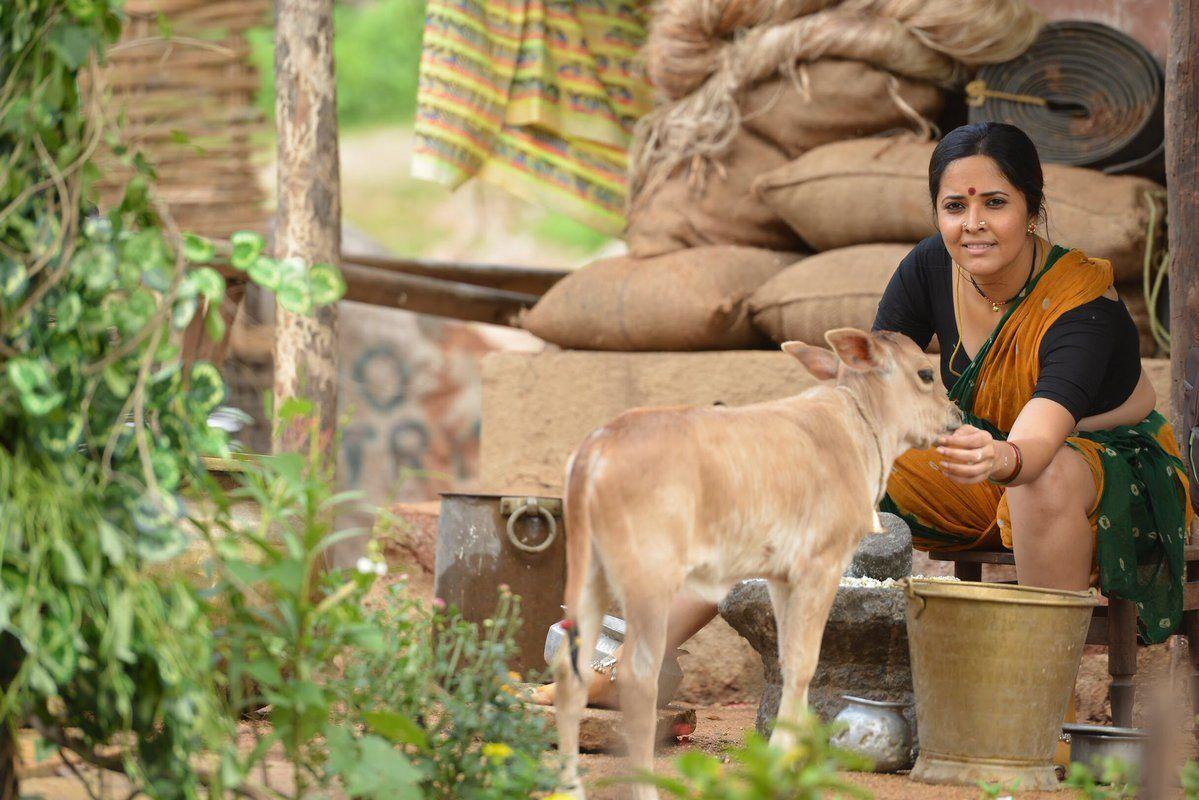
[552,329,961,799]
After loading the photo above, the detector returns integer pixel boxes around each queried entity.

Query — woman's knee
[1007,446,1094,515]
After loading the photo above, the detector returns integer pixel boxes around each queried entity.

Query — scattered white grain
[838,575,961,589]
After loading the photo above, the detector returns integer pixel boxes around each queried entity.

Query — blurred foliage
[247,0,427,130]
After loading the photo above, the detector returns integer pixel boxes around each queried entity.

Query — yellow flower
[545,794,576,800]
[482,742,513,762]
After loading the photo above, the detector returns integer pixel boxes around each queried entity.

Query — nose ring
[962,220,988,231]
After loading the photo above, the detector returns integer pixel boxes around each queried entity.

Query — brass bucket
[906,579,1098,790]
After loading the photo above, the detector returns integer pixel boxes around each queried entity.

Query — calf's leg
[619,582,678,800]
[555,555,610,799]
[770,564,842,751]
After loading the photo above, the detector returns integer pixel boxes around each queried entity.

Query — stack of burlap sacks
[522,0,1164,357]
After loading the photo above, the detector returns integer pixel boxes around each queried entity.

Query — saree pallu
[880,245,1193,643]
[412,0,651,234]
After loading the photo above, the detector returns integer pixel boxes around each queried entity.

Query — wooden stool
[927,544,1199,727]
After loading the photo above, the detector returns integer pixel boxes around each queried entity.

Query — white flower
[373,560,387,576]
[356,556,374,574]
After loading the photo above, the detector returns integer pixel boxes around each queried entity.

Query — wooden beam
[1167,0,1199,487]
[340,263,538,326]
[272,0,339,455]
[341,252,568,296]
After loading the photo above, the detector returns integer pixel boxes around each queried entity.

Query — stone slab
[533,702,698,753]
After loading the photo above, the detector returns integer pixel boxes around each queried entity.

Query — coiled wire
[966,21,1163,178]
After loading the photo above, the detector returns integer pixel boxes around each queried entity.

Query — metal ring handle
[506,502,557,554]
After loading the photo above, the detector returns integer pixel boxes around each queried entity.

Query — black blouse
[872,234,1141,423]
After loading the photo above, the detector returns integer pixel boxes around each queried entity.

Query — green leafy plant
[204,404,558,799]
[1182,758,1199,799]
[622,716,873,800]
[1064,757,1139,800]
[977,778,1020,799]
[338,584,559,800]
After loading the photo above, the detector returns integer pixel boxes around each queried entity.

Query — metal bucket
[905,579,1098,790]
[434,493,565,676]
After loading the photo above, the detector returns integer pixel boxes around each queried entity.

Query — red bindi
[967,187,976,195]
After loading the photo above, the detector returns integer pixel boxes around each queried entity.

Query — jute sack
[748,244,911,345]
[520,246,798,351]
[754,138,1164,281]
[627,60,943,258]
[626,128,802,258]
[740,59,943,159]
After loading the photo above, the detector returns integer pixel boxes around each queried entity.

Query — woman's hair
[928,122,1045,220]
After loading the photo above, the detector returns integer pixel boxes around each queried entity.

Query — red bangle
[989,441,1023,486]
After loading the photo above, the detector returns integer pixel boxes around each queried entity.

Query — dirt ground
[575,704,1086,800]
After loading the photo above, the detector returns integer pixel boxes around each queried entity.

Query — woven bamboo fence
[96,0,272,241]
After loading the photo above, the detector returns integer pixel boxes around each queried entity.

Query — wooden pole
[272,0,340,455]
[341,252,568,296]
[339,263,540,325]
[1167,0,1198,498]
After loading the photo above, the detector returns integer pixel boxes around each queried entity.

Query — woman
[877,121,1189,639]
[534,122,1191,710]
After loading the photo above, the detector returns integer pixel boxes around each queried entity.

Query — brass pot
[905,579,1098,791]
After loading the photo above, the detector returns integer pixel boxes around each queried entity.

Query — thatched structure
[97,0,272,240]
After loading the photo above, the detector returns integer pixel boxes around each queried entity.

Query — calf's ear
[825,328,886,372]
[781,341,839,381]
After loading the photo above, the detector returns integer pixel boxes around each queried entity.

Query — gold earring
[1027,221,1036,236]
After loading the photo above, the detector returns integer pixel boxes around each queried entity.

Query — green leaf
[188,362,226,415]
[205,306,227,342]
[53,538,87,584]
[8,358,50,394]
[102,364,132,398]
[48,23,100,69]
[190,266,225,302]
[118,289,156,333]
[247,256,281,290]
[151,449,181,492]
[0,257,27,300]
[342,736,423,798]
[38,413,84,454]
[83,215,112,242]
[308,263,347,306]
[171,296,199,330]
[21,391,65,417]
[143,265,172,292]
[363,711,429,751]
[230,230,264,270]
[123,230,168,270]
[156,11,174,39]
[98,520,127,564]
[133,492,187,563]
[75,245,118,291]
[277,396,313,421]
[277,277,312,315]
[55,293,82,330]
[183,233,215,264]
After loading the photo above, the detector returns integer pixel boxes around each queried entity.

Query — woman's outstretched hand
[936,424,998,485]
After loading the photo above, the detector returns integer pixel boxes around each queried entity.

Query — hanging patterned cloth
[412,0,651,234]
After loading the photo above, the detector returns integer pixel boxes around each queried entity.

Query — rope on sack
[1141,190,1170,354]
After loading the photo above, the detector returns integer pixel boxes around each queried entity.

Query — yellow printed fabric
[880,246,1193,643]
[412,0,651,234]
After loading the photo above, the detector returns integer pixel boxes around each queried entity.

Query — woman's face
[934,155,1035,278]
